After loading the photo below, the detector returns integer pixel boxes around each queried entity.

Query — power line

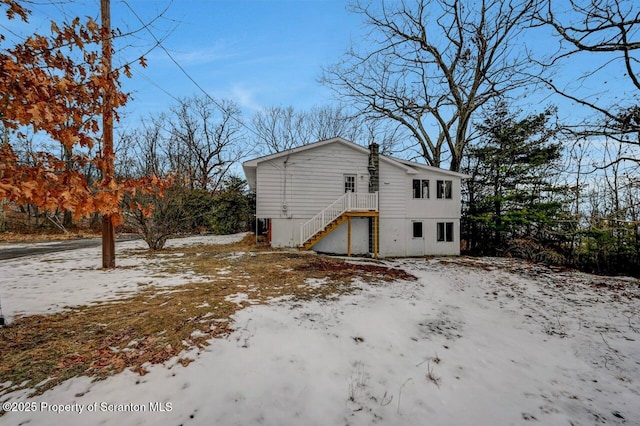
[121,1,260,139]
[138,70,180,103]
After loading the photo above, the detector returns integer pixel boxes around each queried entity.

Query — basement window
[437,222,454,242]
[436,180,452,199]
[412,179,430,199]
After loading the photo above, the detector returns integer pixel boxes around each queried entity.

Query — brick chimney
[368,142,379,193]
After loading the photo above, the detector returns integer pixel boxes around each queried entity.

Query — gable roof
[243,137,360,168]
[242,137,469,189]
[391,157,470,179]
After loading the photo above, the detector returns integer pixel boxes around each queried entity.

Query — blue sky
[113,1,637,129]
[1,0,362,124]
[2,0,637,137]
[112,0,363,122]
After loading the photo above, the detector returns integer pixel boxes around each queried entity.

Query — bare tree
[168,97,245,192]
[251,104,404,155]
[117,117,175,250]
[252,106,309,154]
[306,105,362,143]
[116,116,170,180]
[323,0,539,171]
[533,0,640,166]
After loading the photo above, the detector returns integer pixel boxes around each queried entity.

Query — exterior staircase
[300,192,378,250]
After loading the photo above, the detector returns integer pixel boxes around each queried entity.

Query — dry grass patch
[0,235,414,401]
[0,231,100,244]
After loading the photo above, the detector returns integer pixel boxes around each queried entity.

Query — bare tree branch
[534,0,640,168]
[322,0,539,171]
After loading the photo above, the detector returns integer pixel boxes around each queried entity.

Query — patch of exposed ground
[0,236,414,399]
[0,231,101,244]
[436,256,640,301]
[0,207,100,244]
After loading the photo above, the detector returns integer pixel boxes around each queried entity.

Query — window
[437,222,454,242]
[412,179,429,199]
[344,175,356,193]
[413,221,423,238]
[436,180,452,199]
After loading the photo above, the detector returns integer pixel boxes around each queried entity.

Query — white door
[344,174,356,193]
[407,220,425,256]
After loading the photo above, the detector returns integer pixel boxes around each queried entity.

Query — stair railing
[300,192,378,246]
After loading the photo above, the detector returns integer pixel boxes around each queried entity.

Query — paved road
[0,235,140,261]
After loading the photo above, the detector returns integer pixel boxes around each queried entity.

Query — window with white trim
[344,174,356,193]
[436,180,452,199]
[412,179,429,199]
[437,222,454,242]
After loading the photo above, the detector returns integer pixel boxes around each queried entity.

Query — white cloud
[228,84,263,112]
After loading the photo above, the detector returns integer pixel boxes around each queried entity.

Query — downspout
[282,155,290,218]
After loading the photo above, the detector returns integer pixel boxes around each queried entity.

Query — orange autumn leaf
[86,17,98,34]
[0,1,167,222]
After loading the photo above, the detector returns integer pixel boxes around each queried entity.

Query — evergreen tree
[209,176,255,235]
[463,101,567,258]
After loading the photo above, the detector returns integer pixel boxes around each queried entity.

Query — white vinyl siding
[314,217,369,254]
[407,174,461,220]
[378,161,406,217]
[246,138,465,256]
[255,142,370,218]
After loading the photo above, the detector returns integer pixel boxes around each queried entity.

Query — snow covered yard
[1,235,639,426]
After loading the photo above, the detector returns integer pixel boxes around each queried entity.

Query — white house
[242,137,468,257]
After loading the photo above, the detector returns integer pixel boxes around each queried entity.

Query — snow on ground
[1,238,639,426]
[0,233,247,321]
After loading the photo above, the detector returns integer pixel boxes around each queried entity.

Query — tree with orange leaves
[0,1,165,231]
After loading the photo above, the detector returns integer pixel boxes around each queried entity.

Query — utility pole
[101,0,115,268]
[0,127,7,233]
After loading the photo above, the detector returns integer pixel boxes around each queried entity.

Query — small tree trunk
[0,198,6,232]
[63,210,73,229]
